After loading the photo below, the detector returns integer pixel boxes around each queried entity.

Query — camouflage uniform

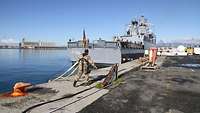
[74,54,96,82]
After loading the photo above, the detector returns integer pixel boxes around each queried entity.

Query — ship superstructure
[121,16,156,49]
[67,16,156,66]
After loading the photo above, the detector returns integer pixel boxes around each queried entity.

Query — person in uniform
[73,49,97,87]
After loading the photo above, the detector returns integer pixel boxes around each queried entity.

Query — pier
[0,57,147,113]
[1,55,200,113]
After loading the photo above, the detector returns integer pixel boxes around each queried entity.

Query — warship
[67,16,156,66]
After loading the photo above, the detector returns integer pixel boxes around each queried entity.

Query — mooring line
[22,86,94,113]
[23,63,117,113]
[47,84,111,113]
[47,65,119,113]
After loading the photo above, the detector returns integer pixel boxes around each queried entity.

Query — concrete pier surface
[0,58,146,113]
[79,55,200,113]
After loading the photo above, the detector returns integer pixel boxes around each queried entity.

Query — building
[38,41,56,47]
[0,43,19,48]
[19,38,56,48]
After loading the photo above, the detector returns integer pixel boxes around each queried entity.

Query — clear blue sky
[0,0,200,44]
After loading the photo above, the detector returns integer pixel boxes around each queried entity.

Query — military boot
[73,81,77,87]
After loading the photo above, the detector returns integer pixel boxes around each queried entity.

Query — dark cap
[84,49,89,54]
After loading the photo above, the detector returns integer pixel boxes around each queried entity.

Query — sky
[0,0,200,45]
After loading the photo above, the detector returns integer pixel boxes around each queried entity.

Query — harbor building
[19,38,56,49]
[0,42,19,49]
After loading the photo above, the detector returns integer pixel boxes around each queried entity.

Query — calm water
[0,49,71,93]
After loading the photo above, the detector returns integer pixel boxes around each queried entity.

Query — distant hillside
[157,38,200,47]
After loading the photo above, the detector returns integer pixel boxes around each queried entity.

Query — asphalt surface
[79,56,200,113]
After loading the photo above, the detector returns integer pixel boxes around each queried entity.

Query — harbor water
[0,49,71,93]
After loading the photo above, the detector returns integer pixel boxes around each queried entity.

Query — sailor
[73,49,97,87]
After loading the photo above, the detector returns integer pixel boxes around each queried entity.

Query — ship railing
[68,40,119,48]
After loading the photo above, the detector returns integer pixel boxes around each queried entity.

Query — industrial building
[19,38,56,48]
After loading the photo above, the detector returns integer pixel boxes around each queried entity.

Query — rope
[52,61,78,81]
[48,84,112,113]
[49,63,71,78]
[22,64,118,113]
[22,86,94,113]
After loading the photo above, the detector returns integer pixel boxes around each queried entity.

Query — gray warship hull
[67,47,144,66]
[67,16,156,66]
